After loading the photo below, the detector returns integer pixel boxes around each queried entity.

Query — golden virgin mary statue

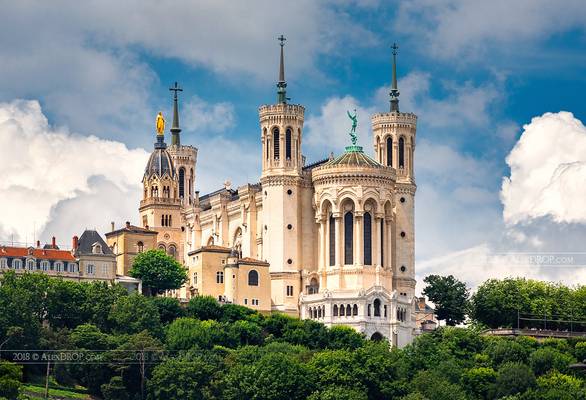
[156,112,165,135]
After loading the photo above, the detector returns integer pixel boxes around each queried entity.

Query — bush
[528,347,575,375]
[0,361,22,400]
[186,296,222,321]
[151,297,184,324]
[486,339,530,366]
[495,362,536,398]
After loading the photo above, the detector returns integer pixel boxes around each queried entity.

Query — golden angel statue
[156,112,165,135]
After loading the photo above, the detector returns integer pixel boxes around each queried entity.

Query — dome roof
[144,147,175,179]
[323,146,382,168]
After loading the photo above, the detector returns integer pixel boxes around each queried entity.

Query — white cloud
[304,96,376,160]
[0,100,148,244]
[501,111,586,224]
[182,96,235,133]
[395,0,586,62]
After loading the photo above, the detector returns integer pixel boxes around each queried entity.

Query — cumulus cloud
[182,96,235,133]
[0,1,377,143]
[0,100,148,245]
[501,112,586,224]
[395,0,586,62]
[304,96,375,160]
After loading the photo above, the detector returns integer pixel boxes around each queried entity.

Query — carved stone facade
[130,43,418,346]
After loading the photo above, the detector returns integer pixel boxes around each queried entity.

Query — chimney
[419,297,426,310]
[72,235,79,250]
[52,236,56,248]
[111,221,115,232]
[125,221,131,229]
[145,225,149,230]
[36,240,40,248]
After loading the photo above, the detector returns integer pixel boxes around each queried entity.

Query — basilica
[107,40,419,346]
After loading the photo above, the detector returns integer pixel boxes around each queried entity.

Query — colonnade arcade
[316,195,394,271]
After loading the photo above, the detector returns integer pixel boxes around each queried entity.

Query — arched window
[264,129,269,160]
[168,244,177,259]
[329,214,335,266]
[308,277,319,294]
[179,168,185,198]
[0,258,7,268]
[137,242,144,253]
[285,128,292,160]
[367,304,371,317]
[207,237,214,246]
[216,271,224,284]
[353,304,358,316]
[384,305,388,318]
[40,260,49,271]
[363,212,372,265]
[158,243,166,251]
[273,128,280,160]
[346,304,351,316]
[318,307,322,318]
[386,136,392,166]
[340,304,345,316]
[27,259,35,271]
[161,215,165,226]
[398,137,405,168]
[248,270,259,286]
[344,211,353,265]
[374,298,381,317]
[12,259,22,270]
[333,305,338,317]
[168,215,172,227]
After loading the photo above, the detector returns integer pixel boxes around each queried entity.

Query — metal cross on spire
[169,81,183,100]
[278,34,286,47]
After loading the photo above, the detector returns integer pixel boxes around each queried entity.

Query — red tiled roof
[0,246,75,261]
[188,245,231,255]
[105,225,158,236]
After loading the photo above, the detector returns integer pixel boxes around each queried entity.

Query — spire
[277,35,287,104]
[390,43,400,112]
[169,81,183,146]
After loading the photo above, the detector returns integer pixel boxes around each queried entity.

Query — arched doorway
[371,332,384,341]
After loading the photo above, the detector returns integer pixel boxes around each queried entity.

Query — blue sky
[1,0,586,288]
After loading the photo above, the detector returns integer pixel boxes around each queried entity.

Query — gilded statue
[156,112,165,135]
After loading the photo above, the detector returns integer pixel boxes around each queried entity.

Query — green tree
[151,297,184,324]
[223,352,315,400]
[470,278,531,328]
[326,325,366,350]
[461,367,497,399]
[494,362,536,398]
[485,339,531,367]
[109,293,162,336]
[129,250,187,295]
[411,370,468,400]
[423,274,469,325]
[101,376,129,400]
[147,354,221,400]
[575,341,586,361]
[186,295,222,321]
[307,386,368,400]
[166,318,228,350]
[0,361,22,400]
[220,303,257,323]
[82,281,128,331]
[528,347,575,376]
[45,279,87,329]
[532,370,586,400]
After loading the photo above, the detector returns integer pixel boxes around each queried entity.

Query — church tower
[259,36,306,313]
[371,43,417,298]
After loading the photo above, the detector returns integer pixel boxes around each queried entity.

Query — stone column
[333,212,342,268]
[318,217,326,271]
[355,212,363,266]
[374,215,382,267]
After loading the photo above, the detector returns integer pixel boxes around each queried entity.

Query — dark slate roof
[144,148,175,179]
[302,158,329,171]
[75,230,114,256]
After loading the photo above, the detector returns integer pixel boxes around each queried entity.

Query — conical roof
[322,146,382,168]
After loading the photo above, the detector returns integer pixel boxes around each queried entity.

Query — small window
[102,264,108,275]
[333,304,339,316]
[12,259,22,270]
[216,271,224,284]
[27,259,35,271]
[244,298,248,305]
[87,264,95,275]
[40,261,49,271]
[137,241,144,253]
[0,258,7,268]
[286,285,294,297]
[193,272,198,285]
[374,299,381,317]
[400,265,406,272]
[92,244,102,254]
[248,270,259,286]
[400,197,406,203]
[68,263,78,272]
[400,231,406,238]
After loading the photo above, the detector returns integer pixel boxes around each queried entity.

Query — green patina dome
[323,145,382,168]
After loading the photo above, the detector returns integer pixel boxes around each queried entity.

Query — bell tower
[259,36,305,314]
[371,43,417,298]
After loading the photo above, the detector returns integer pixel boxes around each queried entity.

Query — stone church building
[109,41,418,346]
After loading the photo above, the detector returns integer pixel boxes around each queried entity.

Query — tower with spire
[258,35,308,314]
[371,43,417,299]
